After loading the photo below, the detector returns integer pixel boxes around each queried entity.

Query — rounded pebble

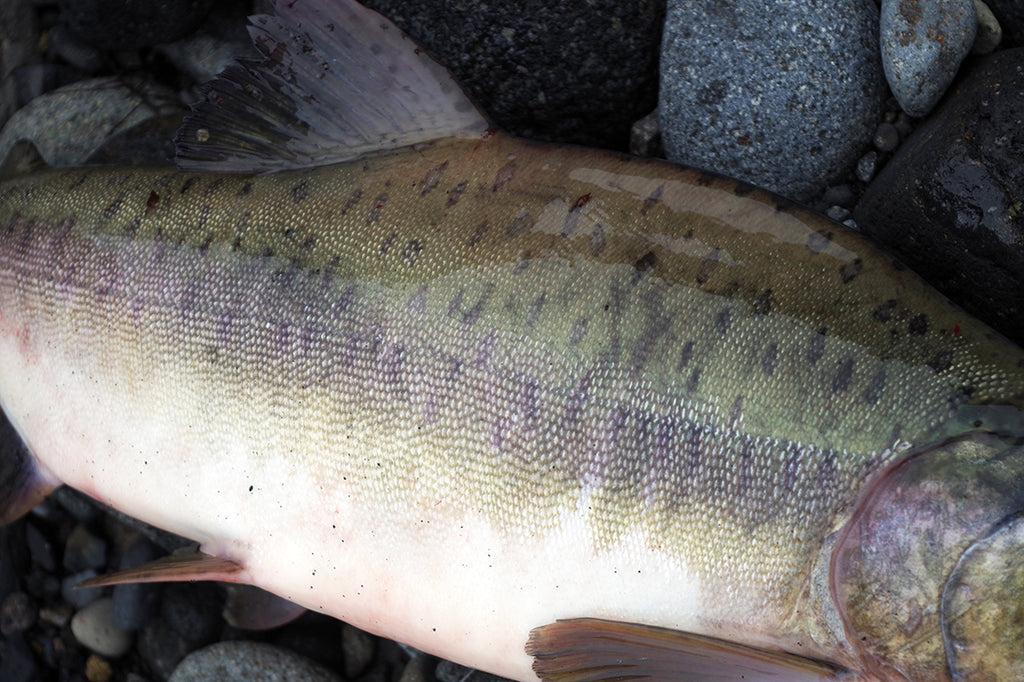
[63,525,107,573]
[71,598,133,658]
[0,591,36,635]
[342,623,376,678]
[880,0,977,116]
[85,654,112,682]
[973,0,1003,54]
[659,0,886,201]
[872,121,900,152]
[161,582,223,645]
[168,641,342,682]
[62,569,103,610]
[856,150,880,183]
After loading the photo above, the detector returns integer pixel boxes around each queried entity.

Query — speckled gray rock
[973,0,1003,54]
[659,0,886,201]
[361,0,665,150]
[880,0,977,116]
[168,641,342,682]
[0,77,183,167]
[70,598,133,658]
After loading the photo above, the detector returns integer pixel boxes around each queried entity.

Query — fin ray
[75,550,244,588]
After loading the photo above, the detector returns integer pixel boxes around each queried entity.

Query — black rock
[58,0,216,50]
[853,48,1024,345]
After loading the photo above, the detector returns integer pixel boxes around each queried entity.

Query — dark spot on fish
[762,342,778,376]
[406,286,428,316]
[302,236,317,252]
[807,328,826,365]
[474,331,498,367]
[568,317,588,346]
[505,209,530,239]
[145,191,160,217]
[124,217,141,237]
[180,177,200,194]
[574,193,592,210]
[492,161,517,192]
[102,199,123,219]
[463,285,494,327]
[204,178,224,195]
[728,396,744,428]
[929,350,954,373]
[677,341,695,372]
[420,161,448,196]
[199,234,213,254]
[402,240,422,267]
[262,247,274,258]
[68,174,88,191]
[840,258,862,284]
[106,174,130,186]
[641,185,664,215]
[232,235,243,251]
[468,221,489,247]
[888,422,903,444]
[908,313,929,336]
[807,230,832,254]
[590,224,606,257]
[686,368,701,393]
[446,182,467,207]
[631,251,657,286]
[526,293,545,329]
[863,368,886,405]
[292,181,309,204]
[565,371,593,426]
[732,181,756,197]
[695,248,720,285]
[195,204,211,232]
[734,438,755,498]
[447,289,465,318]
[237,182,253,196]
[873,299,897,323]
[816,451,836,489]
[716,308,733,334]
[832,358,855,393]
[341,188,363,215]
[378,230,397,256]
[513,253,531,274]
[366,194,388,225]
[752,288,773,316]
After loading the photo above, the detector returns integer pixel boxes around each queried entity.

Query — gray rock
[984,0,1024,46]
[111,540,161,631]
[873,121,901,152]
[880,0,977,117]
[0,591,36,635]
[0,76,183,167]
[659,0,886,201]
[70,597,133,658]
[63,524,107,573]
[168,641,342,682]
[973,0,1003,53]
[342,624,376,678]
[853,47,1024,345]
[362,0,664,150]
[138,617,192,679]
[61,569,103,609]
[436,660,513,682]
[161,582,223,645]
[58,0,215,50]
[25,521,55,572]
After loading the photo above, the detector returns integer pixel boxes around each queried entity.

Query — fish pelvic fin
[0,411,56,525]
[526,618,850,682]
[175,0,490,173]
[75,549,244,588]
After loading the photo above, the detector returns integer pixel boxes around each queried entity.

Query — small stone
[972,0,1003,54]
[0,633,38,682]
[398,655,433,682]
[856,151,880,183]
[826,205,851,222]
[85,654,113,682]
[880,0,977,116]
[52,488,100,523]
[161,582,223,645]
[436,660,513,682]
[71,598,133,658]
[39,603,74,628]
[168,641,342,682]
[872,122,900,152]
[629,108,662,158]
[64,524,108,573]
[820,183,856,209]
[112,540,161,631]
[62,569,103,609]
[137,618,191,680]
[342,624,376,679]
[25,521,56,572]
[0,591,36,635]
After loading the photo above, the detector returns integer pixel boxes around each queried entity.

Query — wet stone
[0,591,36,635]
[71,597,133,658]
[25,521,55,572]
[343,623,376,678]
[137,618,191,680]
[111,539,160,631]
[168,641,342,682]
[62,569,102,610]
[161,582,223,645]
[64,525,108,573]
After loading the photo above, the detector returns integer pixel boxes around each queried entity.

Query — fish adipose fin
[175,0,489,173]
[527,619,846,682]
[75,550,244,588]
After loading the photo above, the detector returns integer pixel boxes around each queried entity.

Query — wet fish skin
[1,130,1023,679]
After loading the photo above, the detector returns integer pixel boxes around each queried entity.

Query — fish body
[1,1,1024,680]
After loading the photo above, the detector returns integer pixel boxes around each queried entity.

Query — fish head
[833,410,1024,681]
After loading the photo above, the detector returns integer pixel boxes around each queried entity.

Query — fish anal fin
[526,618,847,682]
[75,550,244,589]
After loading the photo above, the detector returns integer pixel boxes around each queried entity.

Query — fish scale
[1,1,1024,679]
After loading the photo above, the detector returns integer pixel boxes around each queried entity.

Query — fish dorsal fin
[175,0,489,173]
[75,550,244,588]
[527,619,847,682]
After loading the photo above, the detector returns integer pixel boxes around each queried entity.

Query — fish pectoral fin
[526,618,846,682]
[0,139,48,180]
[74,550,244,589]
